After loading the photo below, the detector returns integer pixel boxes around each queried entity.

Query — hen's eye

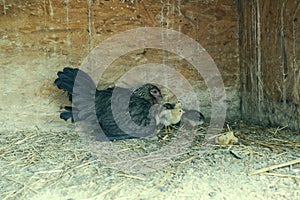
[150,89,158,94]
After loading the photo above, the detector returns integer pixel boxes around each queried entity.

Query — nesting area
[0,122,299,199]
[0,0,299,199]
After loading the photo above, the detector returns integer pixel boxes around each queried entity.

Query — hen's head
[133,83,163,104]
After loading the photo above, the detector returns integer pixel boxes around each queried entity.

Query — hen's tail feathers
[55,67,97,123]
[54,67,96,101]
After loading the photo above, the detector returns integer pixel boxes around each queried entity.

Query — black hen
[55,67,163,140]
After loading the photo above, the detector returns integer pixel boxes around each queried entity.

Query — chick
[215,131,238,145]
[180,109,205,130]
[156,106,185,133]
[162,99,182,109]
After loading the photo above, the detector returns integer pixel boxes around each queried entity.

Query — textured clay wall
[237,0,300,130]
[0,0,239,131]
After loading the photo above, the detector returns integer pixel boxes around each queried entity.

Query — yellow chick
[156,106,185,133]
[162,99,182,109]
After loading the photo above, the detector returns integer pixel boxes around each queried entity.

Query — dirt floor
[0,119,299,200]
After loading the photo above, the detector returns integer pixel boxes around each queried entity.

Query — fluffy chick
[180,109,205,129]
[162,99,182,109]
[156,106,185,133]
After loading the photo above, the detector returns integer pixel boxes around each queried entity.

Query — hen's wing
[95,87,156,140]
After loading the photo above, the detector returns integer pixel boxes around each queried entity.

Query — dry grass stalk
[249,158,300,176]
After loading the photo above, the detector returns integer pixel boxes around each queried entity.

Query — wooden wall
[237,0,300,130]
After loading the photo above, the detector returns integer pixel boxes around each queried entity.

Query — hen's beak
[154,93,163,104]
[154,93,163,99]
